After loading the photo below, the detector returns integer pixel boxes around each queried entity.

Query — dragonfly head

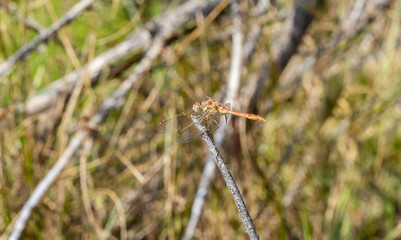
[193,102,202,112]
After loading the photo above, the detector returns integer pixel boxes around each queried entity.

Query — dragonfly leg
[204,115,217,130]
[211,118,220,129]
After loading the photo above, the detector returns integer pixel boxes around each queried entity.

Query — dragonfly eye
[193,103,201,112]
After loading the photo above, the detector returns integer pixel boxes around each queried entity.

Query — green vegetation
[1,0,401,239]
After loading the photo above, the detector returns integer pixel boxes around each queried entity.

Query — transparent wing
[158,110,226,144]
[157,110,195,133]
[175,112,223,144]
[175,114,203,144]
[223,103,231,123]
[158,114,200,144]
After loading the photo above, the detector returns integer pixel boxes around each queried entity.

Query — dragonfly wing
[176,113,222,144]
[158,114,202,143]
[177,112,227,143]
[200,112,225,135]
[223,103,231,123]
[158,111,227,144]
[157,112,193,133]
[175,114,205,143]
[224,103,231,110]
[157,119,174,132]
[176,124,201,144]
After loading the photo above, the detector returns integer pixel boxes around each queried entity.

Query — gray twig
[190,115,259,240]
[183,0,245,238]
[182,150,217,240]
[25,0,220,115]
[225,0,243,103]
[8,37,165,240]
[0,0,94,80]
[243,0,269,64]
[249,0,315,108]
[8,132,85,240]
[274,0,315,74]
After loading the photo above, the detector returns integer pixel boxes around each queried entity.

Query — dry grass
[1,0,401,239]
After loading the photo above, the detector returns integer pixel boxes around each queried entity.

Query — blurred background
[0,0,401,239]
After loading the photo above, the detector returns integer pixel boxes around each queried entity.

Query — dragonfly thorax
[193,100,220,113]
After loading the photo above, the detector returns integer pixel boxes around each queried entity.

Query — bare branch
[9,132,86,240]
[190,115,259,240]
[273,0,315,74]
[249,0,316,107]
[8,37,165,240]
[225,0,243,103]
[25,0,220,115]
[0,0,94,80]
[243,0,269,64]
[183,0,245,238]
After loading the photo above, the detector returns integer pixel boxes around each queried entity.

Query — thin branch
[25,0,220,115]
[225,0,243,103]
[182,152,217,240]
[79,137,104,238]
[274,0,315,74]
[327,0,394,51]
[190,115,259,240]
[249,0,315,108]
[1,2,54,35]
[9,132,86,240]
[183,0,245,238]
[243,0,269,65]
[0,0,94,80]
[8,37,165,240]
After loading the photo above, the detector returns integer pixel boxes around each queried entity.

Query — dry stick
[182,0,246,239]
[25,0,220,115]
[225,0,242,103]
[249,0,315,108]
[8,132,85,240]
[0,0,94,80]
[242,0,269,65]
[110,3,230,232]
[79,138,104,239]
[263,1,395,235]
[190,116,259,240]
[8,37,165,240]
[182,146,219,240]
[1,3,56,35]
[184,2,309,238]
[237,0,269,185]
[267,0,396,185]
[274,0,315,74]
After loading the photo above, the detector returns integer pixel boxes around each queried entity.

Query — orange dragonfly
[157,97,265,143]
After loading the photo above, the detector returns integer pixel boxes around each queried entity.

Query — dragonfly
[157,97,265,144]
